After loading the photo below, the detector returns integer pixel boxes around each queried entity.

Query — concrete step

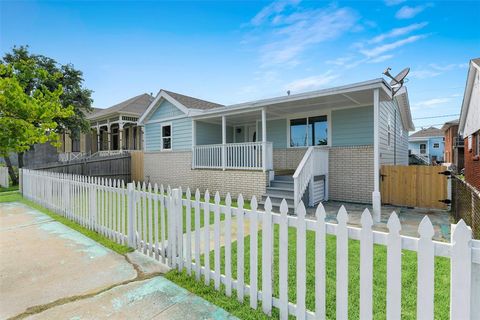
[274,175,293,181]
[259,197,295,212]
[265,187,294,198]
[270,180,294,189]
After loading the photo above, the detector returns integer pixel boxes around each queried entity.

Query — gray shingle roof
[409,126,444,138]
[88,94,154,120]
[163,90,224,110]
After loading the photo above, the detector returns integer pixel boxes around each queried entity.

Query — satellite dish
[383,67,410,96]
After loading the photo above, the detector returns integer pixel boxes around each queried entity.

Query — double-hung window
[289,116,328,147]
[161,124,172,150]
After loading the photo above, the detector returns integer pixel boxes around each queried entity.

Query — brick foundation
[144,151,268,199]
[328,146,374,204]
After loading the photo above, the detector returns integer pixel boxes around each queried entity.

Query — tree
[0,64,74,184]
[1,46,93,167]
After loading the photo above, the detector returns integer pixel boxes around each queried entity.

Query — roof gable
[88,94,153,120]
[459,58,480,136]
[138,89,224,124]
[409,127,443,139]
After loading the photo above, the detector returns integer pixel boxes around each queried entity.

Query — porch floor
[305,201,452,241]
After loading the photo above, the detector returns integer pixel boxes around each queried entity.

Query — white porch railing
[293,146,329,210]
[91,150,134,158]
[192,142,273,171]
[58,152,89,162]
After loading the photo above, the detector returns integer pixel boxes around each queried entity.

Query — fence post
[127,182,135,248]
[450,220,472,319]
[19,169,23,195]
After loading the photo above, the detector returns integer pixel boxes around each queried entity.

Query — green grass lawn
[0,185,19,193]
[1,190,451,319]
[166,225,451,320]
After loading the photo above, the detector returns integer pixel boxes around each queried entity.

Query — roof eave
[193,78,391,119]
[458,59,480,135]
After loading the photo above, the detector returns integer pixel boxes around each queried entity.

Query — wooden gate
[381,165,449,209]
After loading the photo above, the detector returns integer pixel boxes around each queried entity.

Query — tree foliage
[2,45,93,137]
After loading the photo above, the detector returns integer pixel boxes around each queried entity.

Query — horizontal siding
[380,100,409,165]
[145,123,161,151]
[196,122,233,145]
[332,106,373,146]
[173,117,192,150]
[258,119,288,148]
[149,100,184,121]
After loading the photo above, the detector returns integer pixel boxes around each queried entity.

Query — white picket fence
[20,169,480,319]
[0,167,8,188]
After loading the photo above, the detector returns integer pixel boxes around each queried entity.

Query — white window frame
[286,113,329,148]
[433,142,440,149]
[420,143,427,154]
[160,122,172,151]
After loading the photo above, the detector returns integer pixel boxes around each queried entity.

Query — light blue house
[138,79,414,219]
[408,127,445,165]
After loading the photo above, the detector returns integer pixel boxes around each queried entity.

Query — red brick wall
[444,127,454,163]
[464,130,480,190]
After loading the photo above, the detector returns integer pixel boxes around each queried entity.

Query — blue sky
[1,0,479,130]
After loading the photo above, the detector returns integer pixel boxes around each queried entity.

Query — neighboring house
[57,93,153,161]
[138,79,414,218]
[408,127,444,165]
[441,119,464,171]
[458,58,480,190]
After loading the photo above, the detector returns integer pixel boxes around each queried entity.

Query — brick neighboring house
[138,79,415,220]
[459,58,480,190]
[441,119,464,172]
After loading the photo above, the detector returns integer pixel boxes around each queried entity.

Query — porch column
[119,122,124,152]
[372,89,381,222]
[96,124,101,152]
[261,108,267,172]
[192,120,196,169]
[222,116,226,170]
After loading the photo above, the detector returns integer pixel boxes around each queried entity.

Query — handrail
[293,147,314,212]
[293,146,329,212]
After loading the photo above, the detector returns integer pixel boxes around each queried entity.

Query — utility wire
[413,113,459,120]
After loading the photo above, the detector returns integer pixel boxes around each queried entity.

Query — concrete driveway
[0,202,236,320]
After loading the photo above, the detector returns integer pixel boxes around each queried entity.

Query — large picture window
[161,124,172,150]
[290,116,327,147]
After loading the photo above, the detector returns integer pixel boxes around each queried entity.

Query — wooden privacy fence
[21,169,480,319]
[381,165,449,209]
[130,151,144,182]
[27,154,132,182]
[0,167,8,188]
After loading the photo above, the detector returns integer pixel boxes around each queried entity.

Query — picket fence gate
[20,169,480,319]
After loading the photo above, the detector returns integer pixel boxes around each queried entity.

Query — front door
[247,125,257,142]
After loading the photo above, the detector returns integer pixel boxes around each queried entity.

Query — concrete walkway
[0,202,236,320]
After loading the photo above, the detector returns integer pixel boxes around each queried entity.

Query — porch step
[270,180,294,189]
[264,186,294,198]
[260,174,295,212]
[259,197,295,212]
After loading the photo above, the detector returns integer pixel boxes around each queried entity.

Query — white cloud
[326,56,353,66]
[284,71,339,92]
[250,0,301,26]
[369,22,428,44]
[415,98,451,107]
[368,54,394,63]
[360,35,426,58]
[410,63,468,79]
[249,4,358,67]
[384,0,406,6]
[409,69,442,79]
[395,4,432,19]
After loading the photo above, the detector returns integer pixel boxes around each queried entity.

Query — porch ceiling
[196,85,391,125]
[194,79,392,123]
